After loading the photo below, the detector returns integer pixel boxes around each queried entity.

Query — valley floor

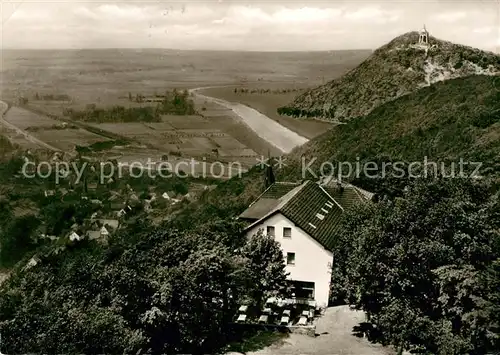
[198,87,335,140]
[236,306,396,355]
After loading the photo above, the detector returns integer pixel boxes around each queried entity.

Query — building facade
[245,212,334,307]
[240,180,371,308]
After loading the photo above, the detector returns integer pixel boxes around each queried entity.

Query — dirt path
[245,306,396,355]
[190,87,309,154]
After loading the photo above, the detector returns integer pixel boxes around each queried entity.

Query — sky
[1,0,499,51]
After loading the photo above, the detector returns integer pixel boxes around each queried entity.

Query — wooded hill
[183,74,500,223]
[279,32,500,122]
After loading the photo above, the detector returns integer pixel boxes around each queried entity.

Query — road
[190,87,309,154]
[0,102,60,152]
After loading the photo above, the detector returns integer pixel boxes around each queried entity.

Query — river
[190,87,309,154]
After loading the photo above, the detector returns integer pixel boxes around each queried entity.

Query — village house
[68,231,81,242]
[44,190,55,198]
[239,180,371,308]
[87,226,110,241]
[87,182,98,191]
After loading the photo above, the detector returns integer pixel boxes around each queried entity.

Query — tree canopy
[330,178,500,354]
[0,219,288,354]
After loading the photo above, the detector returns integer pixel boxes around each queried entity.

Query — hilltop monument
[419,25,429,45]
[409,25,437,53]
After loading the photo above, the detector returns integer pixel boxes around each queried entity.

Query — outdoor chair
[297,316,308,326]
[258,315,268,324]
[279,316,289,325]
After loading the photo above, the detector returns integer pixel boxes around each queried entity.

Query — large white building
[239,179,372,308]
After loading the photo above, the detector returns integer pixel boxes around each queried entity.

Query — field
[0,123,39,150]
[90,116,259,160]
[3,106,109,151]
[1,49,370,165]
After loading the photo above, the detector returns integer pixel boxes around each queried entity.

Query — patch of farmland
[160,115,205,123]
[219,148,258,157]
[4,106,60,129]
[0,125,38,150]
[28,102,71,117]
[211,136,247,149]
[167,121,216,130]
[191,137,219,150]
[178,147,207,156]
[178,128,223,135]
[162,129,226,138]
[34,128,109,150]
[90,123,155,135]
[143,122,176,131]
[159,134,183,144]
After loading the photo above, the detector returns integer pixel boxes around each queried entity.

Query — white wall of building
[246,213,333,308]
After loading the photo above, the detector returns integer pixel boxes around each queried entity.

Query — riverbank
[190,87,309,154]
[197,87,335,140]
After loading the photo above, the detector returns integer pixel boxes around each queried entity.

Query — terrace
[233,297,320,337]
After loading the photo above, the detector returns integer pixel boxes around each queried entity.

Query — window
[266,226,275,237]
[283,227,292,238]
[286,252,295,265]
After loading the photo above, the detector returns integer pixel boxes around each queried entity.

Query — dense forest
[330,178,500,354]
[63,89,197,123]
[0,217,288,353]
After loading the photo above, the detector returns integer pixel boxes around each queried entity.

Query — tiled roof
[323,185,367,210]
[239,199,281,221]
[238,182,300,220]
[279,181,344,251]
[242,181,347,251]
[261,182,300,199]
[321,176,375,202]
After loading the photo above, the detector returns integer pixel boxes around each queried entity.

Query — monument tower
[419,25,429,45]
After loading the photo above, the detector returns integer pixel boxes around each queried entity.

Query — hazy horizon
[1,48,373,53]
[1,0,499,52]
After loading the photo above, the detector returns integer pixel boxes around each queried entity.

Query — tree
[241,231,289,308]
[330,178,500,354]
[18,97,28,105]
[0,217,290,354]
[0,215,41,267]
